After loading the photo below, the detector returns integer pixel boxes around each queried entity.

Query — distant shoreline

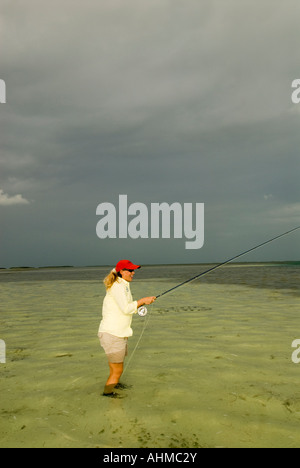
[0,261,299,271]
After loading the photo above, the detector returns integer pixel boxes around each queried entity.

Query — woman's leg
[103,362,124,395]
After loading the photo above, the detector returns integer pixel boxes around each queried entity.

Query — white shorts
[98,332,128,363]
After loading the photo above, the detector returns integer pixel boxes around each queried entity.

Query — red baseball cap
[115,260,141,273]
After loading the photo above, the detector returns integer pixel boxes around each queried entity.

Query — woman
[98,259,156,398]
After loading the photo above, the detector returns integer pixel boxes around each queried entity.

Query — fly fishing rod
[128,225,300,376]
[155,225,300,300]
[137,225,300,316]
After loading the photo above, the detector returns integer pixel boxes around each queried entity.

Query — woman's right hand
[145,296,156,305]
[138,296,156,307]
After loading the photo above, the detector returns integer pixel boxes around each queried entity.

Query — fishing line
[124,225,300,375]
[123,304,153,376]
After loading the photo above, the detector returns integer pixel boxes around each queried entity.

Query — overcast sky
[0,0,300,267]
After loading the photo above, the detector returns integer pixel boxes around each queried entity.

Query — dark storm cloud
[1,0,300,266]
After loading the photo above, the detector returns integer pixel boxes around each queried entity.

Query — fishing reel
[137,306,148,317]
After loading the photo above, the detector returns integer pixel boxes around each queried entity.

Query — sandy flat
[0,266,300,447]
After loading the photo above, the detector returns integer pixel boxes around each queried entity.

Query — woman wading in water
[98,260,156,398]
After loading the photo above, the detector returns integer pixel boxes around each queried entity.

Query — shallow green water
[0,265,300,448]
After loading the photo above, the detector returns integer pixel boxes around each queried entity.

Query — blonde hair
[103,269,119,290]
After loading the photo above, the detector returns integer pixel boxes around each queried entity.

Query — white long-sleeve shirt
[98,278,138,338]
